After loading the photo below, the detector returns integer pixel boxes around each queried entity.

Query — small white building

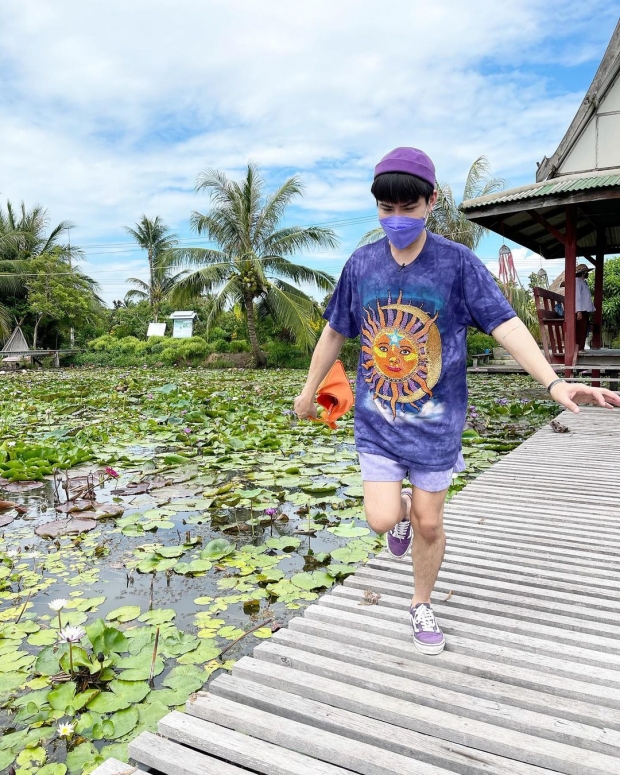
[169,311,198,339]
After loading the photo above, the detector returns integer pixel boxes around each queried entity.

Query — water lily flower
[105,466,119,478]
[264,508,278,517]
[496,398,508,405]
[57,722,74,737]
[183,427,191,434]
[48,598,68,611]
[58,625,86,643]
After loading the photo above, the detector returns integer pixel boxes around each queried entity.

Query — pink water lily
[105,466,119,478]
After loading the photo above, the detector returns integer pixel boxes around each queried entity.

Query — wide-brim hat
[575,263,594,275]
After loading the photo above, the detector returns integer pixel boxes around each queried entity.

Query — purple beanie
[374,147,436,188]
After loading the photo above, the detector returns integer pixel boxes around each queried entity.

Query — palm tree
[172,164,339,367]
[125,216,180,321]
[0,201,80,341]
[359,156,506,250]
[125,252,189,321]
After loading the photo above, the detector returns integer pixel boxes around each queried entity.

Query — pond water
[0,369,559,774]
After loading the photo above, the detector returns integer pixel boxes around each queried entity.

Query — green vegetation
[172,163,339,366]
[588,255,620,343]
[0,369,558,773]
[124,216,189,322]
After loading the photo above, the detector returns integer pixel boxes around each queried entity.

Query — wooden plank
[288,617,620,709]
[303,605,620,686]
[271,627,620,732]
[438,533,620,565]
[90,761,143,775]
[438,538,620,570]
[369,556,620,596]
[159,709,351,775]
[229,655,620,775]
[186,688,452,775]
[439,524,620,555]
[358,563,620,620]
[351,566,620,625]
[332,586,620,666]
[446,503,620,528]
[438,543,620,576]
[209,675,556,775]
[127,731,250,775]
[253,640,620,757]
[444,507,620,533]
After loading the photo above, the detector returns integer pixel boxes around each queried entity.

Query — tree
[172,164,338,367]
[125,251,189,322]
[0,201,79,341]
[589,256,620,341]
[125,216,181,321]
[359,156,506,250]
[25,251,103,348]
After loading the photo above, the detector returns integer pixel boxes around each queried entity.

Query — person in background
[561,263,595,350]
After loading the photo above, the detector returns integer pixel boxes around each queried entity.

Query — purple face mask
[379,215,426,250]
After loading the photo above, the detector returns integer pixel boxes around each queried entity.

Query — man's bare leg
[408,486,448,605]
[362,480,410,534]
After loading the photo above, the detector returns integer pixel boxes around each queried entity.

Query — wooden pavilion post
[593,226,606,350]
[564,205,577,370]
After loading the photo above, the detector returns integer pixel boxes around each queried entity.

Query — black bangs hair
[370,172,434,205]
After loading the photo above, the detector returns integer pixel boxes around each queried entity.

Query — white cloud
[0,0,615,303]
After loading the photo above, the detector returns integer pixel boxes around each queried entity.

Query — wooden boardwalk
[99,406,620,775]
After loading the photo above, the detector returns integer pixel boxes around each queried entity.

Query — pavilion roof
[459,168,620,260]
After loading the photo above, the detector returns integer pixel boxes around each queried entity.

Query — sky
[1,1,618,306]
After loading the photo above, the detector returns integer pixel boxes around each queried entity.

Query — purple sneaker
[410,603,445,655]
[386,490,412,558]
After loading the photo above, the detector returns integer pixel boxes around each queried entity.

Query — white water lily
[57,722,74,737]
[58,625,86,643]
[48,598,68,611]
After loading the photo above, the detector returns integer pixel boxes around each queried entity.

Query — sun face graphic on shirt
[361,291,442,417]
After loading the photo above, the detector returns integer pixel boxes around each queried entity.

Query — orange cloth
[310,360,355,429]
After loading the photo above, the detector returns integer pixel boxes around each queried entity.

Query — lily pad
[106,605,141,623]
[35,518,97,538]
[200,538,235,560]
[327,521,370,537]
[291,571,335,590]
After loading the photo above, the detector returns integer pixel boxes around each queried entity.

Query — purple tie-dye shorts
[358,451,465,493]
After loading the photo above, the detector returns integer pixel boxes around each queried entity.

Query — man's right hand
[294,392,318,420]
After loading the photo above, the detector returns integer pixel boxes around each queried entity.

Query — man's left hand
[549,381,620,413]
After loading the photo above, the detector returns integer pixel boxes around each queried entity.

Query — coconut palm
[0,201,80,341]
[172,164,339,367]
[359,156,506,250]
[125,216,181,321]
[125,254,189,321]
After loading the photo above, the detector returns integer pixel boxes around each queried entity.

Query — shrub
[467,331,496,355]
[210,339,231,353]
[339,337,361,371]
[228,339,250,353]
[266,341,310,369]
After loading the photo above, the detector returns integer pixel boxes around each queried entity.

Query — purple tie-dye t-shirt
[323,232,516,471]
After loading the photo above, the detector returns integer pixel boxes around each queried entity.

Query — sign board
[147,323,167,337]
[169,311,198,339]
[172,318,193,338]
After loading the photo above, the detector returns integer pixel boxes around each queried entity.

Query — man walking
[294,147,620,655]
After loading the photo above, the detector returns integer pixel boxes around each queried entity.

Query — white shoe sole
[413,637,445,655]
[385,540,412,559]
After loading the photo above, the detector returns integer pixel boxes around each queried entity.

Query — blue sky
[1,2,618,305]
